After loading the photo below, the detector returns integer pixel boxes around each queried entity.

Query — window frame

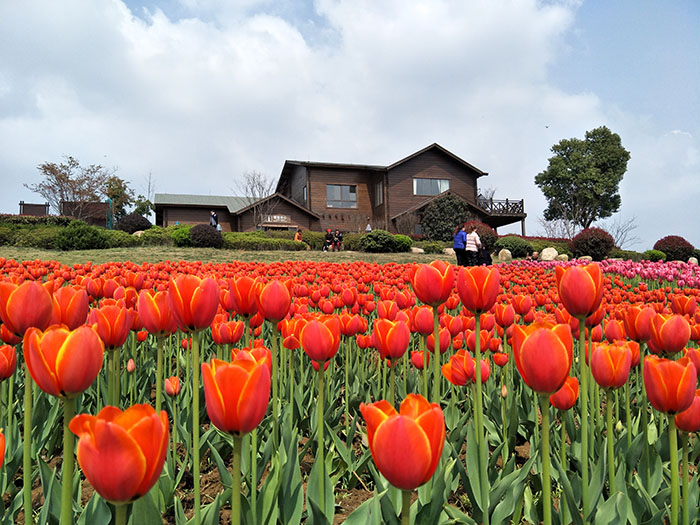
[375,180,383,207]
[412,178,450,196]
[326,183,358,209]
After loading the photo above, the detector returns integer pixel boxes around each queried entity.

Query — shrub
[421,195,473,241]
[422,241,445,254]
[692,248,700,262]
[171,226,193,247]
[643,249,666,262]
[494,236,534,258]
[190,224,223,249]
[222,232,306,251]
[607,248,644,262]
[343,233,363,251]
[359,230,397,253]
[302,231,326,251]
[56,221,108,251]
[0,225,16,246]
[0,214,73,227]
[571,227,615,261]
[103,229,141,248]
[464,221,497,253]
[139,226,173,246]
[393,235,413,253]
[116,213,152,235]
[528,239,573,258]
[13,226,62,249]
[653,235,695,262]
[265,230,296,240]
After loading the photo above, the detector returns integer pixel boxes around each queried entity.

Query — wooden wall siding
[237,199,318,232]
[288,165,308,205]
[308,168,373,232]
[162,207,233,232]
[386,149,478,219]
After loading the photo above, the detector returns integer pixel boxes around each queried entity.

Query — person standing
[209,210,218,227]
[452,224,467,266]
[465,224,481,266]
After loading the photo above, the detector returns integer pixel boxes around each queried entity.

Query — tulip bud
[136,330,148,342]
[165,376,181,397]
[501,384,508,398]
[615,420,623,434]
[127,358,135,373]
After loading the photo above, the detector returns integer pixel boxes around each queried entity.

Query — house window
[302,186,307,204]
[326,184,357,208]
[413,178,449,196]
[375,181,383,206]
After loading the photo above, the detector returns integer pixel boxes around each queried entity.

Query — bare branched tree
[242,170,277,230]
[394,212,419,236]
[536,216,580,240]
[595,214,640,249]
[478,186,497,200]
[25,156,117,221]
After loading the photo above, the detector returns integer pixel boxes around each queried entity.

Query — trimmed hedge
[359,230,412,253]
[190,224,223,249]
[608,248,644,262]
[13,226,62,249]
[528,239,573,258]
[222,232,306,251]
[571,227,615,261]
[494,236,534,258]
[171,226,193,247]
[643,249,666,262]
[103,229,141,248]
[0,214,73,226]
[56,221,108,251]
[422,241,445,254]
[139,226,173,246]
[653,235,694,262]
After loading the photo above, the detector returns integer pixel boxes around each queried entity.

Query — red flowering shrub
[571,227,615,261]
[653,235,694,262]
[464,221,497,252]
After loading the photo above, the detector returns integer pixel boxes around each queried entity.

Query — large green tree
[420,194,474,241]
[535,126,630,230]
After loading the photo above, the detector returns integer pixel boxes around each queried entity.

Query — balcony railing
[477,198,525,215]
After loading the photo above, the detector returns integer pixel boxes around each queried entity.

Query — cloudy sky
[1,0,698,249]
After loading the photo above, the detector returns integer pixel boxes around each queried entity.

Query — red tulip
[70,404,169,504]
[412,306,434,335]
[513,322,573,394]
[88,305,131,350]
[411,351,429,370]
[52,285,89,330]
[168,275,219,331]
[623,306,655,342]
[493,303,515,328]
[644,356,697,414]
[0,281,53,336]
[373,319,410,360]
[0,344,17,380]
[411,261,454,307]
[0,324,20,346]
[603,319,625,342]
[201,351,271,435]
[360,394,445,490]
[211,321,245,346]
[24,325,104,399]
[441,350,474,386]
[256,280,291,322]
[671,295,697,317]
[549,376,579,411]
[511,295,532,316]
[457,266,500,313]
[590,342,632,389]
[127,358,135,373]
[649,314,690,355]
[137,290,176,337]
[555,263,604,318]
[675,389,700,432]
[426,327,451,354]
[300,316,341,363]
[492,352,509,367]
[222,277,259,317]
[165,376,182,397]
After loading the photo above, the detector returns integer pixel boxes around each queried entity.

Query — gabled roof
[154,193,251,213]
[386,143,488,177]
[234,192,321,219]
[390,190,487,221]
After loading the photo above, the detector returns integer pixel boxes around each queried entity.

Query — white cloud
[0,0,697,248]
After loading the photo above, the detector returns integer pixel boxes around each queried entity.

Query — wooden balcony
[477,198,525,216]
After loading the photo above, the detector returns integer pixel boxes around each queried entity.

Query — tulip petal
[372,415,432,490]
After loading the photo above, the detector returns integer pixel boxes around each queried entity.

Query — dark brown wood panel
[308,168,374,232]
[237,199,318,232]
[161,206,233,232]
[386,149,478,219]
[288,165,308,205]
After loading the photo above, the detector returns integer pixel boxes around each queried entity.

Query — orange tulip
[168,275,219,331]
[52,285,89,330]
[411,261,454,307]
[211,320,245,345]
[675,389,700,433]
[493,303,515,328]
[0,344,17,380]
[492,352,509,367]
[88,304,131,350]
[412,306,434,335]
[603,319,625,342]
[511,295,532,316]
[70,404,169,504]
[221,276,259,316]
[622,305,655,342]
[457,266,501,313]
[360,394,445,490]
[590,342,632,389]
[24,325,104,399]
[0,281,53,336]
[648,314,690,355]
[164,376,182,397]
[555,263,603,318]
[513,322,573,394]
[671,295,697,317]
[644,356,697,414]
[549,376,579,411]
[137,290,176,337]
[256,280,291,322]
[441,349,474,386]
[373,319,410,360]
[300,316,341,363]
[410,351,429,370]
[201,351,271,435]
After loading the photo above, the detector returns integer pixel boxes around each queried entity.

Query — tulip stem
[420,338,428,399]
[577,316,589,522]
[432,307,440,404]
[171,396,178,468]
[639,344,650,488]
[251,428,257,524]
[560,412,567,525]
[682,432,689,525]
[23,363,33,525]
[344,339,350,438]
[625,381,631,450]
[605,389,615,494]
[317,365,325,511]
[475,313,489,525]
[60,397,76,525]
[401,490,411,525]
[270,324,279,450]
[539,395,551,525]
[232,434,242,525]
[668,415,679,525]
[192,330,201,525]
[389,361,395,407]
[114,503,127,525]
[501,368,508,463]
[156,337,164,413]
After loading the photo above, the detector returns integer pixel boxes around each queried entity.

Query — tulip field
[0,256,699,524]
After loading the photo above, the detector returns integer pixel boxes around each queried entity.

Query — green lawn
[0,246,453,266]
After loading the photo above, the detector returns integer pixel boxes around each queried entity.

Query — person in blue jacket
[452,224,467,266]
